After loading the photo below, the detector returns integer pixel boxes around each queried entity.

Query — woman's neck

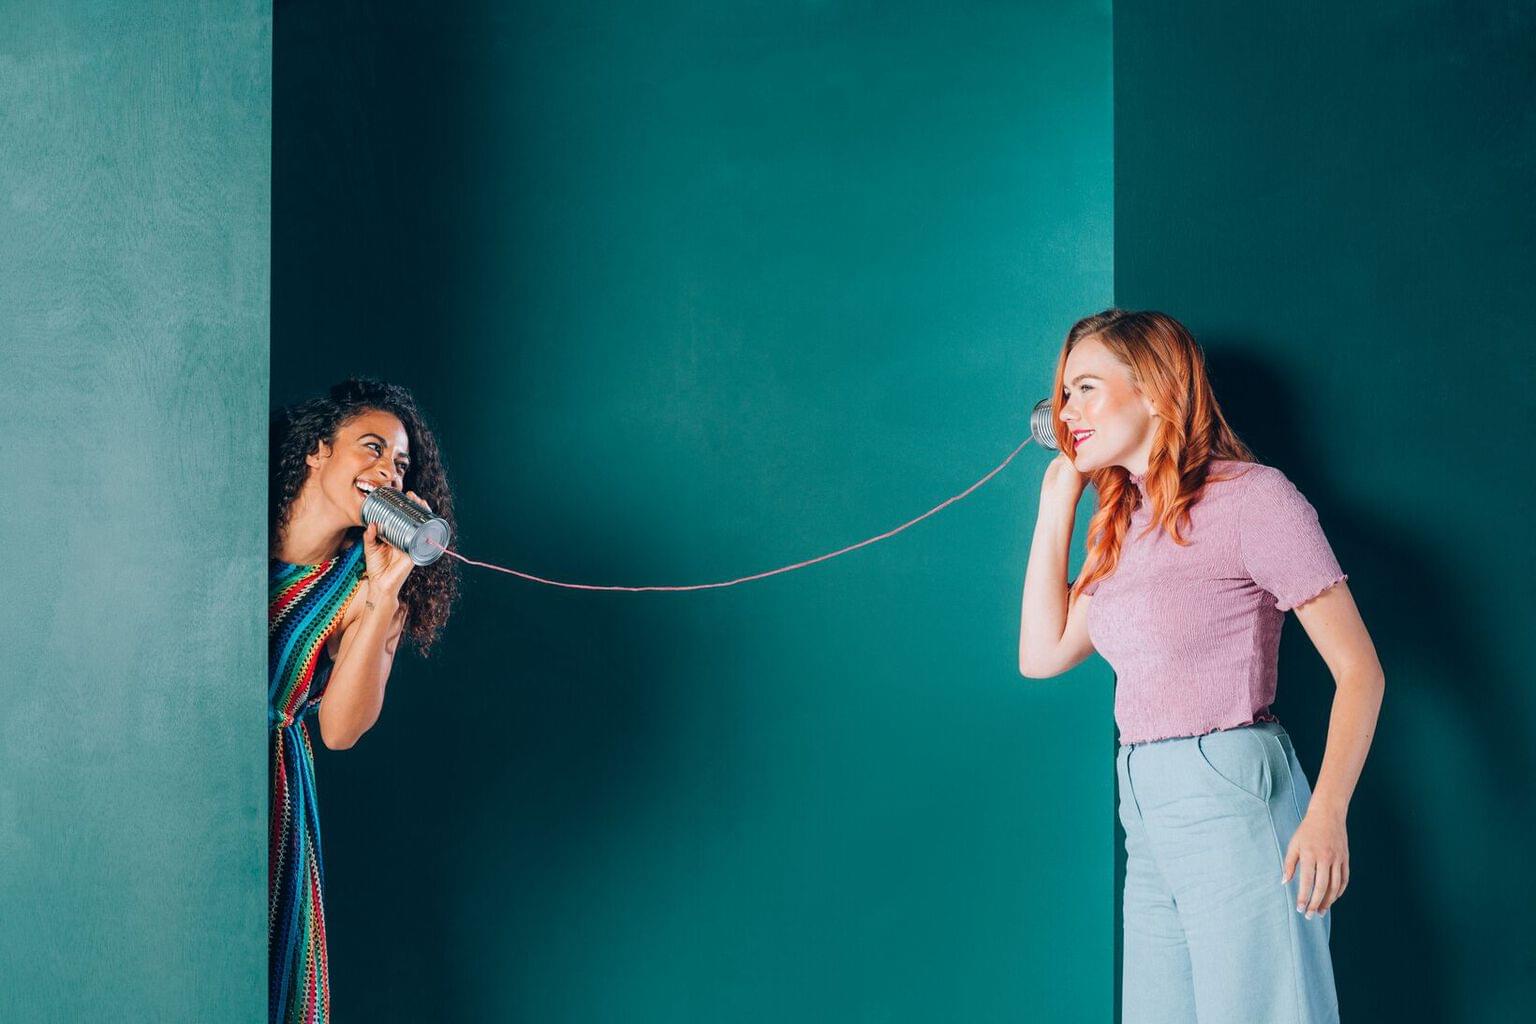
[274,515,354,565]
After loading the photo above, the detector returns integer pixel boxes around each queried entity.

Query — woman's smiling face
[305,409,412,527]
[1058,335,1156,474]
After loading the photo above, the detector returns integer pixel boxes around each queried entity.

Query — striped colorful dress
[269,539,366,1024]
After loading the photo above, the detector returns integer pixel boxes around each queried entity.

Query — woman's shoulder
[1193,461,1301,524]
[1206,460,1326,537]
[1206,458,1289,493]
[329,563,371,656]
[1208,456,1268,477]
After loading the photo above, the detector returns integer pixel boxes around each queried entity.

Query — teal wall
[15,2,1511,1018]
[1115,3,1536,1020]
[275,1,1113,1020]
[0,1,271,1021]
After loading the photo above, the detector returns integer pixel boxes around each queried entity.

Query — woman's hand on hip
[1282,806,1349,918]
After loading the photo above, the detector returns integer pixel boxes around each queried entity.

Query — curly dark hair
[269,377,460,658]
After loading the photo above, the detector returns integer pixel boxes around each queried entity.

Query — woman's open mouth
[1073,430,1095,446]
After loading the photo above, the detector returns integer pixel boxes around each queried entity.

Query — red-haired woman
[1018,310,1382,1023]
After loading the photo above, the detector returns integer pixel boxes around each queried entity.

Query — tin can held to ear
[362,486,452,566]
[1030,397,1061,451]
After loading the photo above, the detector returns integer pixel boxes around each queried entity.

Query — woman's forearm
[1308,669,1385,819]
[1018,492,1077,674]
[317,591,403,750]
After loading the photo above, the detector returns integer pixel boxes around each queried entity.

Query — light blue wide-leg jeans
[1116,721,1341,1023]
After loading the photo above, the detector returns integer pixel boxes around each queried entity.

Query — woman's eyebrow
[1069,373,1102,385]
[358,432,410,460]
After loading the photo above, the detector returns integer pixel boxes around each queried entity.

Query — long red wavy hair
[1055,310,1257,605]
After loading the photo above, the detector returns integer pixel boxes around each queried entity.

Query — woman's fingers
[1294,854,1314,913]
[1325,860,1345,911]
[1304,855,1331,917]
[1286,841,1348,917]
[1315,860,1337,914]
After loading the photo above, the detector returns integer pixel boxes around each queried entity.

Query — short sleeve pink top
[1082,459,1347,745]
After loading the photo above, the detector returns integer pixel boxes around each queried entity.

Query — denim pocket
[1194,726,1272,804]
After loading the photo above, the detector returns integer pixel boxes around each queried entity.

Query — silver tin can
[361,486,452,566]
[1030,397,1060,450]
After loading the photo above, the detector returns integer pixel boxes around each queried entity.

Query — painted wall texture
[274,0,1114,1020]
[7,1,1518,1019]
[1116,2,1536,1020]
[0,1,271,1020]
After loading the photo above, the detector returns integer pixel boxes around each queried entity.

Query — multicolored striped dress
[269,539,366,1024]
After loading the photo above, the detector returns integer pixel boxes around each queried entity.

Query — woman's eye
[364,441,407,475]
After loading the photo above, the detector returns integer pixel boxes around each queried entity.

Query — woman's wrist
[1039,485,1083,517]
[363,585,401,614]
[1308,792,1349,822]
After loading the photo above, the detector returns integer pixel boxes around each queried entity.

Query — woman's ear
[305,439,332,470]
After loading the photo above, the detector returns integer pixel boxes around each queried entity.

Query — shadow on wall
[316,564,704,1020]
[273,0,702,1013]
[1205,341,1531,1023]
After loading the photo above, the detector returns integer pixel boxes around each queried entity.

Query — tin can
[1030,397,1060,450]
[361,486,452,566]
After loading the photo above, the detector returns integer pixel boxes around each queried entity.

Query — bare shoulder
[326,573,370,659]
[345,574,372,626]
[326,576,417,659]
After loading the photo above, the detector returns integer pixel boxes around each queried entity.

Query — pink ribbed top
[1083,459,1347,745]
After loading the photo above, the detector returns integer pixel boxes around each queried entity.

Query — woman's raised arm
[1019,454,1095,678]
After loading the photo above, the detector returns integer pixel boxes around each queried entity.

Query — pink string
[427,434,1037,592]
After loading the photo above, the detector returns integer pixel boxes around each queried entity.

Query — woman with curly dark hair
[266,377,459,1023]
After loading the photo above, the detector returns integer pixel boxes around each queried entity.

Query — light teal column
[0,2,270,1020]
